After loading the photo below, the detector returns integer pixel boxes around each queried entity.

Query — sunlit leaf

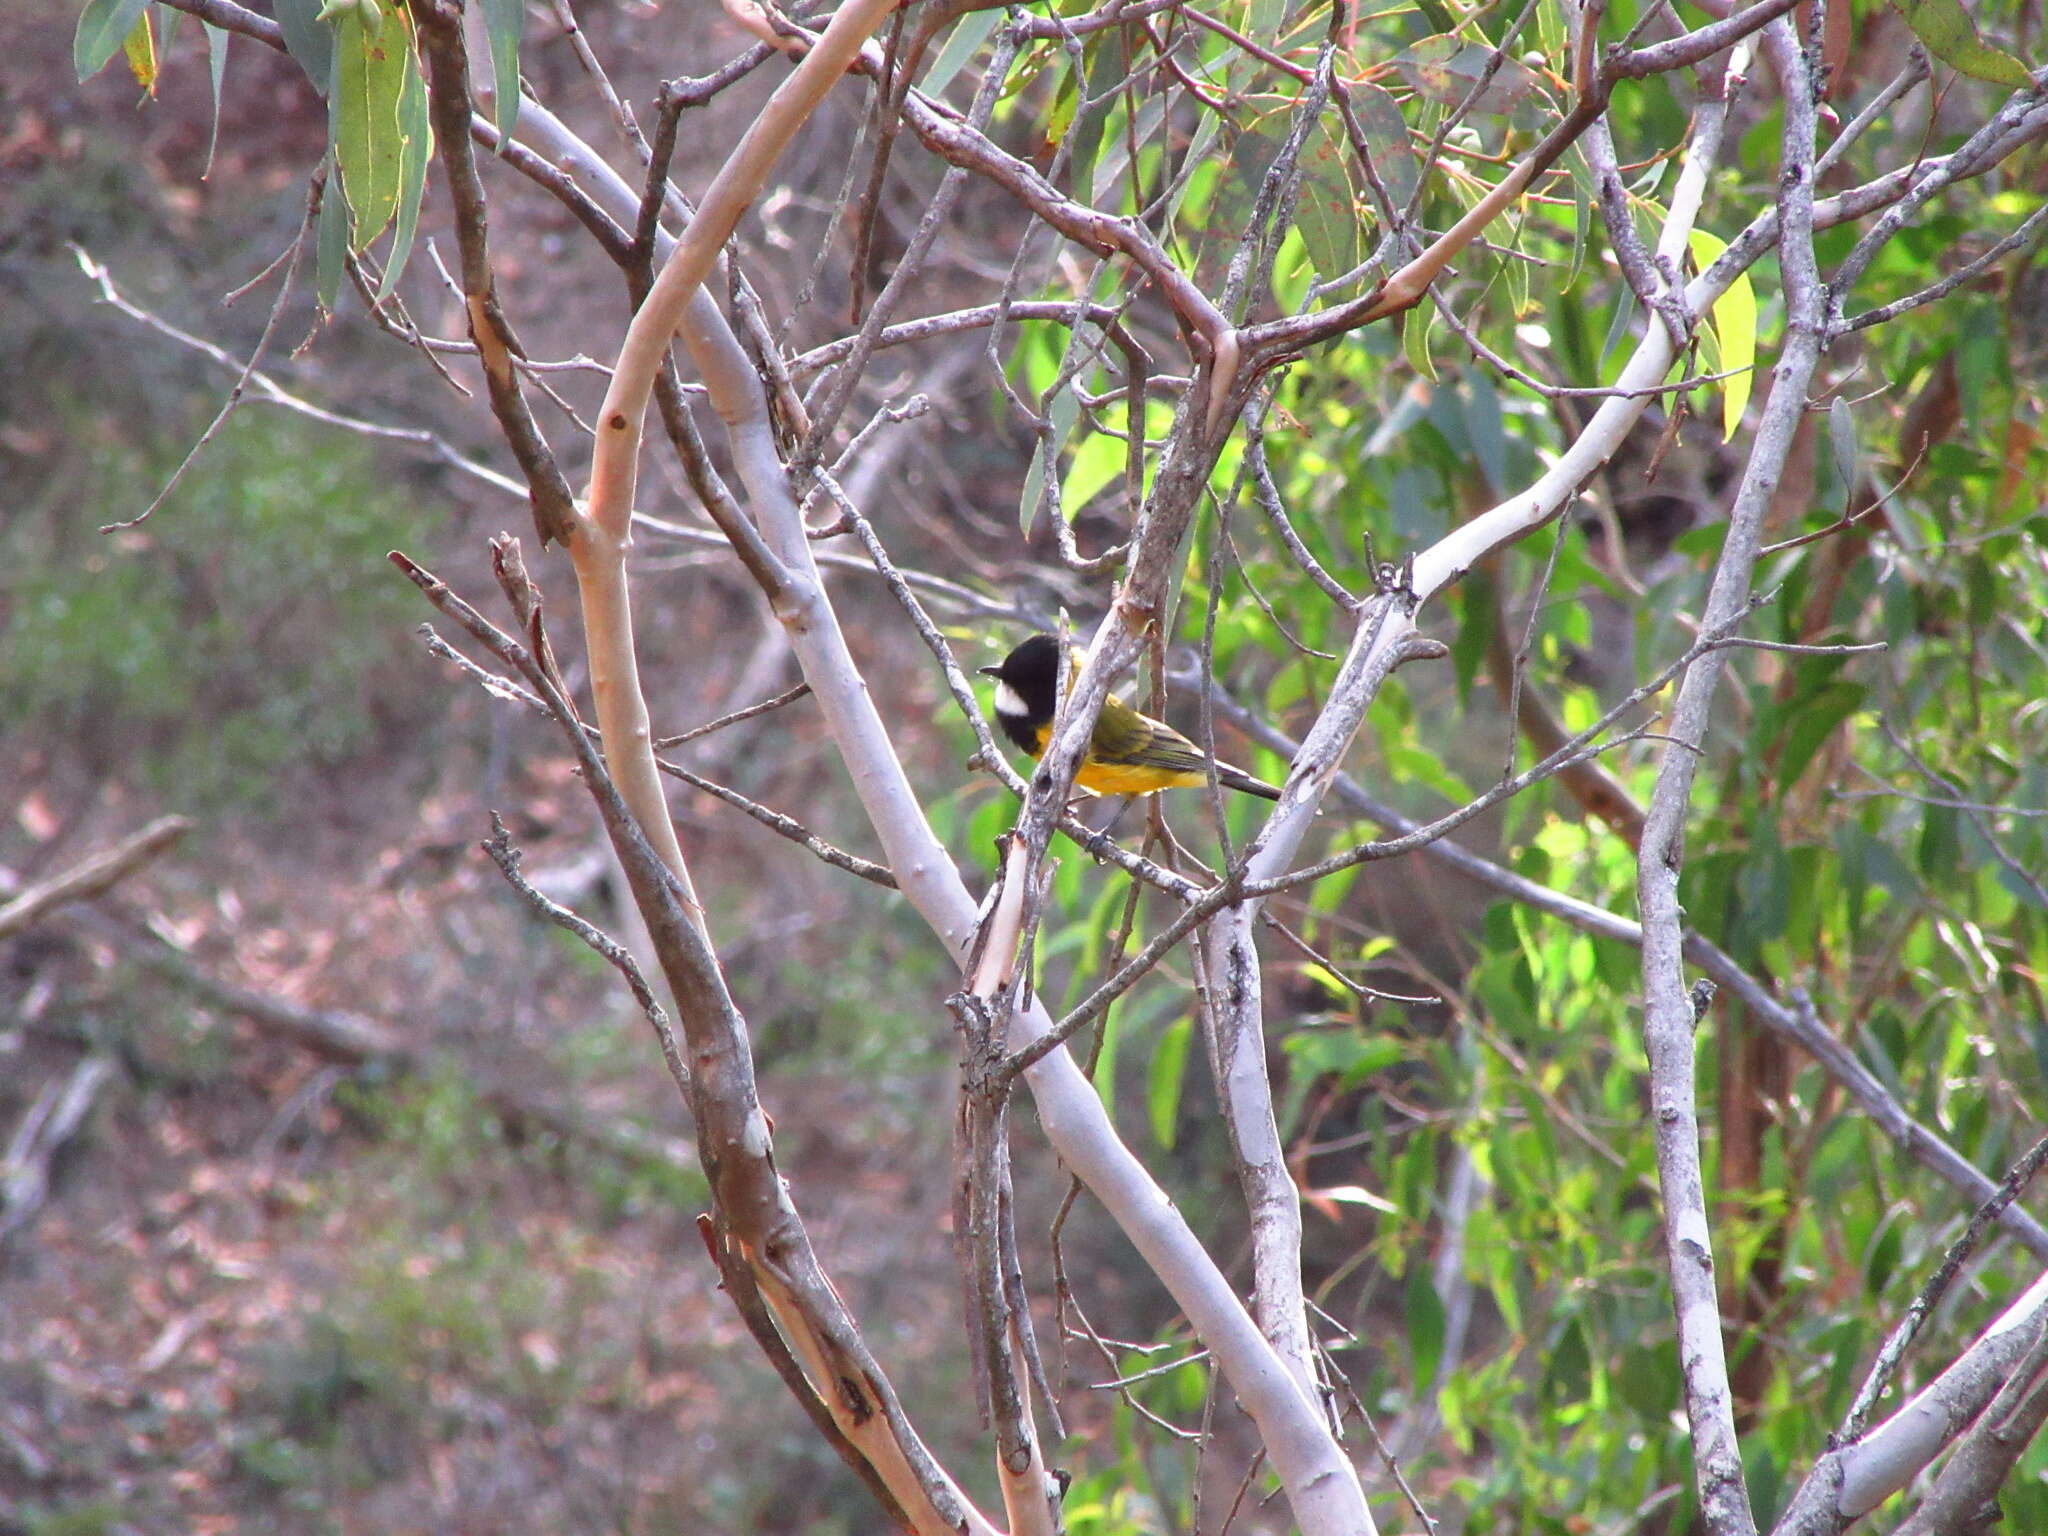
[329,0,416,252]
[74,0,150,81]
[1897,0,2032,87]
[1147,1017,1191,1149]
[1690,228,1755,438]
[121,7,158,93]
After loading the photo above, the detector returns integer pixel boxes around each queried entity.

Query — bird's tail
[1217,764,1283,801]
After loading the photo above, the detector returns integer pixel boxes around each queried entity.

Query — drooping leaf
[273,0,333,93]
[1345,81,1418,216]
[1829,394,1861,506]
[1405,1258,1448,1388]
[1060,418,1128,523]
[121,6,158,93]
[479,0,524,136]
[1292,117,1362,287]
[1019,385,1080,533]
[201,20,228,177]
[1147,1017,1191,1149]
[1403,301,1438,382]
[1690,228,1756,438]
[375,38,434,301]
[1898,0,2032,87]
[922,5,1002,99]
[328,0,414,252]
[74,0,151,81]
[315,161,349,311]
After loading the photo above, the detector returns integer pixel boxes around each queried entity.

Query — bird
[978,634,1281,801]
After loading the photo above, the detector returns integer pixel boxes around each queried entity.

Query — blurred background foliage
[4,0,2046,1529]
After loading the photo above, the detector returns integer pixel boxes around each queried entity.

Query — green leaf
[329,0,414,253]
[273,0,334,93]
[1542,1315,1593,1405]
[1147,1017,1192,1149]
[1619,1337,1680,1423]
[1293,119,1362,287]
[479,0,524,136]
[922,6,1001,98]
[375,46,434,302]
[74,0,151,81]
[1777,682,1865,790]
[1403,301,1438,383]
[1829,395,1861,508]
[1690,228,1756,439]
[315,163,349,311]
[1060,421,1127,522]
[1404,1264,1447,1388]
[1345,82,1418,216]
[201,21,229,178]
[121,6,158,92]
[1898,0,2032,87]
[1019,387,1080,533]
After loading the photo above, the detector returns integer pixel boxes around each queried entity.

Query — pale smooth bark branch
[786,299,1146,378]
[1774,1273,2048,1533]
[1844,1134,2048,1443]
[617,81,1377,1526]
[1889,1328,2048,1536]
[559,0,895,964]
[0,816,190,940]
[1636,20,1824,1533]
[1196,595,1415,1400]
[1896,1340,2048,1535]
[672,265,1380,1536]
[582,0,896,544]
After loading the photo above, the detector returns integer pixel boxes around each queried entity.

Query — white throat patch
[992,680,1029,719]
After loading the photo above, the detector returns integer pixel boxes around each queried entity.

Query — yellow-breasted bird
[979,634,1281,801]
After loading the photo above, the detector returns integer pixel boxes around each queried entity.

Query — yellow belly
[1072,759,1209,797]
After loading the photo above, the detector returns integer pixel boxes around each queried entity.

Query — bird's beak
[977,664,1001,678]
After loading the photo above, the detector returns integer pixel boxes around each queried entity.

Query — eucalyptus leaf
[74,0,151,81]
[274,0,333,93]
[479,0,524,136]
